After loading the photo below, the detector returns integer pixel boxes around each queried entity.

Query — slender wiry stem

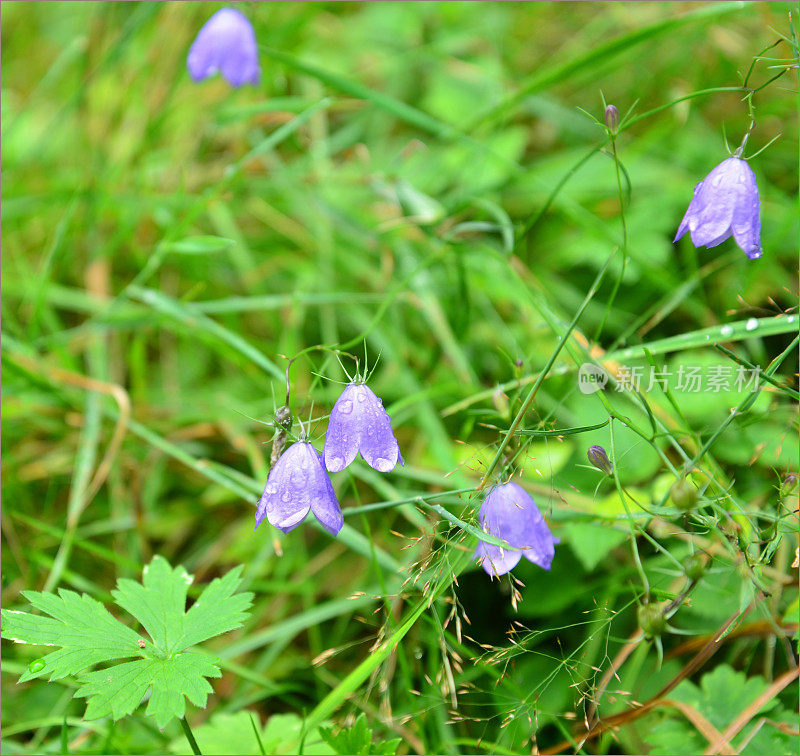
[479,250,616,489]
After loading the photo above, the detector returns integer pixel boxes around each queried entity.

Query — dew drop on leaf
[28,659,46,673]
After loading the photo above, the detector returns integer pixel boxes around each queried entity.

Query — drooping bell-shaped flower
[474,482,559,578]
[674,157,761,260]
[187,8,260,88]
[255,442,343,536]
[323,383,403,473]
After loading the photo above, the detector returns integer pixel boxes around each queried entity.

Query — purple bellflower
[474,482,559,578]
[324,383,403,473]
[255,442,343,537]
[674,157,761,260]
[187,8,260,88]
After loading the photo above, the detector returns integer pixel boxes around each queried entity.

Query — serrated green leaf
[76,654,220,729]
[1,556,253,729]
[112,556,192,653]
[2,590,141,682]
[646,665,797,755]
[175,565,252,651]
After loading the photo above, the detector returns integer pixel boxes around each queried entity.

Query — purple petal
[352,384,402,473]
[686,161,738,247]
[675,157,762,260]
[730,160,762,259]
[256,442,342,536]
[187,8,260,88]
[673,182,702,243]
[474,540,522,577]
[324,383,402,473]
[323,384,361,473]
[475,482,558,576]
[311,453,344,536]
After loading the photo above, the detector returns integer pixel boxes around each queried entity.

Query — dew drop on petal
[281,491,291,503]
[357,391,366,403]
[329,456,344,470]
[339,400,353,415]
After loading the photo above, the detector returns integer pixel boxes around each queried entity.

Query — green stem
[594,134,628,341]
[608,418,650,598]
[180,717,202,756]
[479,248,616,489]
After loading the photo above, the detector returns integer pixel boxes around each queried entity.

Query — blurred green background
[2,2,798,754]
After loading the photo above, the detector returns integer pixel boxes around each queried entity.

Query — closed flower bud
[670,477,698,510]
[587,445,613,476]
[683,553,707,581]
[604,104,620,134]
[637,602,667,638]
[781,473,798,496]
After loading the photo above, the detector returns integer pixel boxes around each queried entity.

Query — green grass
[2,2,798,755]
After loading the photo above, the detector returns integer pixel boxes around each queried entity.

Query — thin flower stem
[180,717,202,756]
[608,418,650,598]
[594,133,628,341]
[479,249,616,490]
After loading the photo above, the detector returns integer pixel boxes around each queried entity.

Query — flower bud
[781,473,798,497]
[683,553,706,581]
[587,445,613,476]
[637,602,667,638]
[604,104,620,134]
[670,477,697,511]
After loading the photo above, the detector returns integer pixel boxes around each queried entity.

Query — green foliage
[170,712,335,755]
[646,665,799,755]
[1,2,797,754]
[1,556,253,728]
[320,714,401,756]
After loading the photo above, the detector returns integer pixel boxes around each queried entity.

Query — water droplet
[357,389,366,403]
[745,318,758,332]
[704,334,710,340]
[787,315,796,324]
[28,659,46,674]
[338,400,353,415]
[367,428,374,437]
[290,469,306,486]
[281,491,291,503]
[329,456,344,470]
[374,457,392,472]
[342,434,349,443]
[720,325,734,338]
